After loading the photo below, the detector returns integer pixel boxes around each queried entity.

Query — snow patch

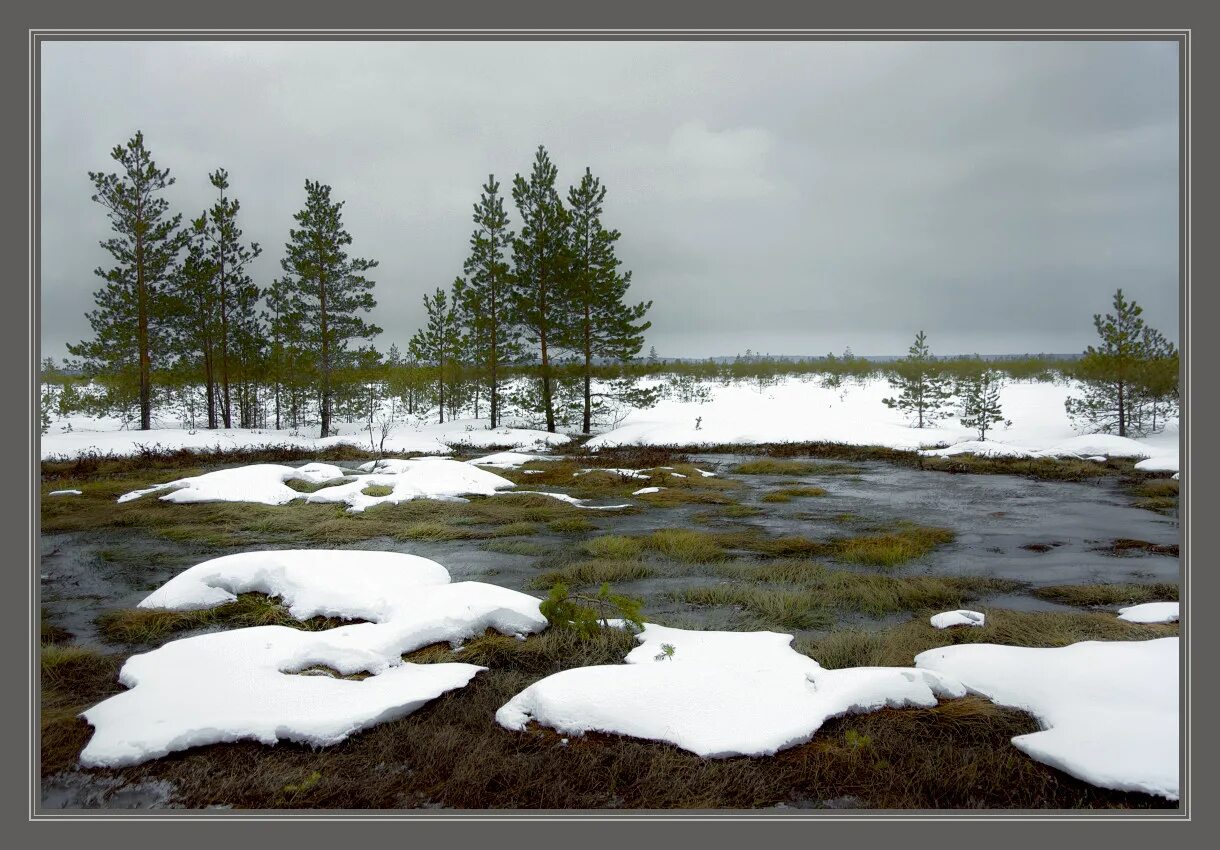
[1117,602,1179,624]
[81,550,548,767]
[496,624,966,758]
[915,638,1179,800]
[48,489,82,496]
[930,610,985,629]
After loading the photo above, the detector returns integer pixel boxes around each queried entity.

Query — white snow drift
[117,457,516,511]
[930,610,985,629]
[915,638,1179,800]
[80,550,548,768]
[496,623,966,759]
[1117,602,1179,624]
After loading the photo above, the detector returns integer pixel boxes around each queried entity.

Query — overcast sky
[40,40,1179,361]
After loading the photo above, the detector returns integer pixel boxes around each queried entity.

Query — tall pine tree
[200,168,263,428]
[278,180,381,437]
[166,218,221,428]
[69,131,189,430]
[462,175,519,428]
[510,146,572,433]
[564,167,652,434]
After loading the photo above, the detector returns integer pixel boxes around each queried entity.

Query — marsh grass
[1031,583,1179,608]
[676,584,833,630]
[40,645,124,777]
[530,559,656,590]
[359,484,395,497]
[798,609,1179,670]
[481,540,554,557]
[761,486,828,503]
[549,517,596,534]
[581,535,645,560]
[42,489,575,547]
[95,593,362,645]
[284,477,356,494]
[706,562,1020,616]
[642,529,729,563]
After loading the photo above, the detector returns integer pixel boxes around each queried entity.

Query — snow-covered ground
[80,550,548,767]
[916,638,1179,800]
[40,414,569,461]
[585,377,1180,472]
[42,377,1179,472]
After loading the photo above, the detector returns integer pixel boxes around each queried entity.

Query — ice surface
[915,638,1179,799]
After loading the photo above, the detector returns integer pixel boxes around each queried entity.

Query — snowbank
[496,624,965,758]
[41,419,569,461]
[930,610,985,629]
[117,458,516,511]
[81,550,548,767]
[1117,602,1179,624]
[915,638,1179,800]
[467,451,556,469]
[585,377,1178,466]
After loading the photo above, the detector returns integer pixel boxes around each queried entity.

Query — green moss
[360,484,395,497]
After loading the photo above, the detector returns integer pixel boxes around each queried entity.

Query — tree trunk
[135,226,151,431]
[318,258,331,438]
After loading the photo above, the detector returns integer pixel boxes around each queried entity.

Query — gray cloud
[39,40,1179,361]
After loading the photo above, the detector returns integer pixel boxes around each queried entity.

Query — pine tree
[510,146,572,433]
[883,330,954,428]
[409,284,462,424]
[166,218,221,427]
[1065,289,1169,437]
[68,131,189,430]
[199,169,263,428]
[278,180,381,437]
[564,168,653,433]
[957,369,1008,441]
[462,175,519,428]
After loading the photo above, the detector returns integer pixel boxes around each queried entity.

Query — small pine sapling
[539,581,644,638]
[957,369,1010,441]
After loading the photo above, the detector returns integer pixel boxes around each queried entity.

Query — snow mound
[920,441,1065,460]
[139,550,451,618]
[1046,435,1155,459]
[915,638,1179,800]
[81,550,548,767]
[467,451,555,469]
[1117,602,1179,624]
[632,487,662,495]
[117,458,514,511]
[303,458,515,513]
[48,489,82,496]
[1134,455,1179,473]
[930,610,985,629]
[496,624,966,758]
